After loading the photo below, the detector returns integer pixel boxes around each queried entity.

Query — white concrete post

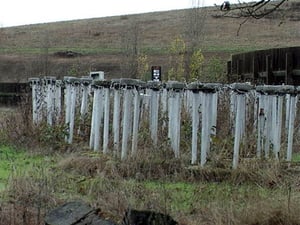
[94,86,104,151]
[256,85,294,159]
[131,82,145,155]
[64,77,75,143]
[287,92,297,161]
[45,77,56,126]
[103,85,111,154]
[257,107,265,158]
[121,87,132,160]
[148,81,161,146]
[166,81,185,158]
[77,77,92,136]
[29,78,41,124]
[187,82,202,164]
[231,83,252,169]
[199,83,221,166]
[211,92,218,136]
[89,85,97,149]
[90,80,110,151]
[68,78,80,144]
[112,81,121,156]
[200,92,210,166]
[54,80,62,123]
[120,79,137,160]
[232,94,244,169]
[80,77,92,121]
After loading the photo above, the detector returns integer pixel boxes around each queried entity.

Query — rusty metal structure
[227,46,300,85]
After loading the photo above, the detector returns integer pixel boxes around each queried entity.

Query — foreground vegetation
[1,105,300,225]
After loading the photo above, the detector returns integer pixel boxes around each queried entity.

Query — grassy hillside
[0,0,299,82]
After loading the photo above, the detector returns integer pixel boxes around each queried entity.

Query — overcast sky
[0,0,252,27]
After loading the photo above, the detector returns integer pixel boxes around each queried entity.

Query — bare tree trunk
[184,0,207,81]
[121,21,141,79]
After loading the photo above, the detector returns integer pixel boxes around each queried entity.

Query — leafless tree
[121,21,140,79]
[216,0,288,35]
[184,0,207,50]
[184,0,207,81]
[39,29,51,76]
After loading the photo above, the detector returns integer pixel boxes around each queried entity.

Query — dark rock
[44,201,117,225]
[45,201,94,225]
[122,209,178,225]
[76,213,117,225]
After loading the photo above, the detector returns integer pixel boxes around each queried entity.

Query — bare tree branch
[216,0,287,19]
[214,0,288,35]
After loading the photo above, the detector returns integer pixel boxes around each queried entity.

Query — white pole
[132,88,141,155]
[64,78,73,143]
[150,89,159,146]
[113,88,121,156]
[233,93,245,169]
[121,88,132,160]
[173,91,181,158]
[287,95,297,161]
[80,79,91,120]
[191,91,201,164]
[166,83,183,158]
[41,79,47,121]
[94,87,104,151]
[161,88,168,130]
[200,92,210,166]
[270,95,278,157]
[54,80,62,123]
[161,88,168,115]
[275,95,283,157]
[285,94,291,132]
[67,82,78,144]
[167,91,173,141]
[272,95,283,159]
[211,92,218,136]
[46,78,55,126]
[257,108,265,158]
[230,91,237,135]
[264,95,272,158]
[89,86,97,149]
[29,78,40,124]
[103,87,110,154]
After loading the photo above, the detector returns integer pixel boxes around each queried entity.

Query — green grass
[141,180,289,214]
[1,145,300,224]
[0,146,54,191]
[292,153,300,162]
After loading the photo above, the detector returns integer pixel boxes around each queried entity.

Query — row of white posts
[29,76,299,168]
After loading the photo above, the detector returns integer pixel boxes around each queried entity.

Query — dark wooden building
[0,82,29,106]
[227,47,300,85]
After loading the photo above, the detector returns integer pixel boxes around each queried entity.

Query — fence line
[29,76,300,168]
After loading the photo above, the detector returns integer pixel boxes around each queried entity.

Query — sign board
[151,66,161,82]
[90,71,104,80]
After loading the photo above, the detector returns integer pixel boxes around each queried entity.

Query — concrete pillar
[198,83,221,166]
[29,78,42,124]
[166,81,186,158]
[187,82,203,164]
[231,83,253,169]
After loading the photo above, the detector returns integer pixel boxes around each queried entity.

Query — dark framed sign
[151,66,161,82]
